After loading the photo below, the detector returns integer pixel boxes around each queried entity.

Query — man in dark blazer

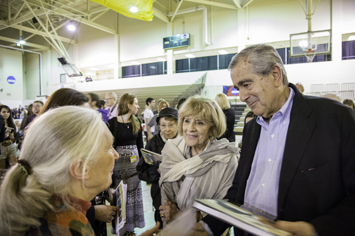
[203,45,355,236]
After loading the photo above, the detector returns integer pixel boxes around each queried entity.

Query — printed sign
[7,76,16,84]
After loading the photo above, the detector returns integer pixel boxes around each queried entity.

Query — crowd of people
[0,44,355,236]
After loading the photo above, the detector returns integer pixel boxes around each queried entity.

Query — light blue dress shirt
[243,87,295,220]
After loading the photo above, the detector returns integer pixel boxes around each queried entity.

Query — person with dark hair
[22,101,43,129]
[108,93,145,236]
[137,107,179,229]
[38,88,89,116]
[203,44,355,236]
[0,105,18,170]
[100,99,106,109]
[88,92,109,123]
[343,99,355,110]
[144,97,156,141]
[244,110,256,125]
[176,98,186,110]
[0,114,5,155]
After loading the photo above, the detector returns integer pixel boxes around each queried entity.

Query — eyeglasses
[159,123,176,129]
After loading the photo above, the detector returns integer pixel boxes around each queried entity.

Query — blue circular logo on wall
[7,76,16,84]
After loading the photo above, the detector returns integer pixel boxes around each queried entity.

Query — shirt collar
[257,87,295,125]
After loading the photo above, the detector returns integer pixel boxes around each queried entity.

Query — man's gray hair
[228,45,288,85]
[105,91,118,101]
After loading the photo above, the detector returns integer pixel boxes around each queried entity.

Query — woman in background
[0,105,18,170]
[108,93,145,236]
[215,93,236,142]
[88,92,109,123]
[137,107,179,229]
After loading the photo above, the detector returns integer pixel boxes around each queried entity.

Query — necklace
[121,115,130,129]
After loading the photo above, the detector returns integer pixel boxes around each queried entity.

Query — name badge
[130,155,137,163]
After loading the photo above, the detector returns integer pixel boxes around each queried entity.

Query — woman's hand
[159,201,180,222]
[94,205,117,223]
[139,222,161,236]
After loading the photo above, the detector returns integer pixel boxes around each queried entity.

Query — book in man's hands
[193,199,292,236]
[140,148,162,166]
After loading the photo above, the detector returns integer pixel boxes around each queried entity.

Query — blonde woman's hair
[117,93,141,134]
[177,95,226,140]
[158,100,170,112]
[0,106,108,236]
[215,93,231,110]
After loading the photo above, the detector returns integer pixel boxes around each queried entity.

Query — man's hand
[94,205,117,223]
[274,221,317,236]
[139,222,161,236]
[159,201,180,222]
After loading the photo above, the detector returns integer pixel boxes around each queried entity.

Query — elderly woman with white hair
[0,106,119,236]
[159,95,239,223]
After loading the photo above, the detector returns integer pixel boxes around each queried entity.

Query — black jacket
[136,133,166,228]
[204,83,355,236]
[0,115,5,155]
[218,109,235,142]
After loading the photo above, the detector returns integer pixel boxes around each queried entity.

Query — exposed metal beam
[10,23,76,44]
[171,0,184,22]
[184,0,238,10]
[13,2,26,20]
[26,0,117,34]
[91,9,110,22]
[86,5,108,15]
[152,7,169,23]
[243,0,254,8]
[232,0,242,8]
[7,0,11,22]
[0,35,50,50]
[25,19,70,41]
[0,8,46,31]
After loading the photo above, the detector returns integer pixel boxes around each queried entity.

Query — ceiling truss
[0,0,254,52]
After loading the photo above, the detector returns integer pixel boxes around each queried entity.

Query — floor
[106,181,156,236]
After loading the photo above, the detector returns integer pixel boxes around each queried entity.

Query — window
[190,56,217,72]
[122,65,141,78]
[342,41,355,60]
[176,58,190,73]
[122,61,166,78]
[219,53,236,69]
[142,62,166,76]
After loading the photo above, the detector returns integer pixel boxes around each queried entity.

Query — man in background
[144,97,155,141]
[23,101,43,129]
[105,92,118,120]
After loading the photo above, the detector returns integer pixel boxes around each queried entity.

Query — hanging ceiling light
[130,6,139,13]
[19,37,26,44]
[67,21,76,31]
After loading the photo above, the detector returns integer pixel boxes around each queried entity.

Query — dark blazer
[0,114,5,155]
[218,109,235,142]
[205,83,355,236]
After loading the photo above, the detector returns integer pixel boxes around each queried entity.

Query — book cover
[140,148,162,166]
[193,199,292,236]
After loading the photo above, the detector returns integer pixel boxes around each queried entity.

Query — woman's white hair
[0,106,108,236]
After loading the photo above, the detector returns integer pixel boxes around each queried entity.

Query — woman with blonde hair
[159,95,238,224]
[215,93,236,142]
[108,93,145,236]
[0,106,119,236]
